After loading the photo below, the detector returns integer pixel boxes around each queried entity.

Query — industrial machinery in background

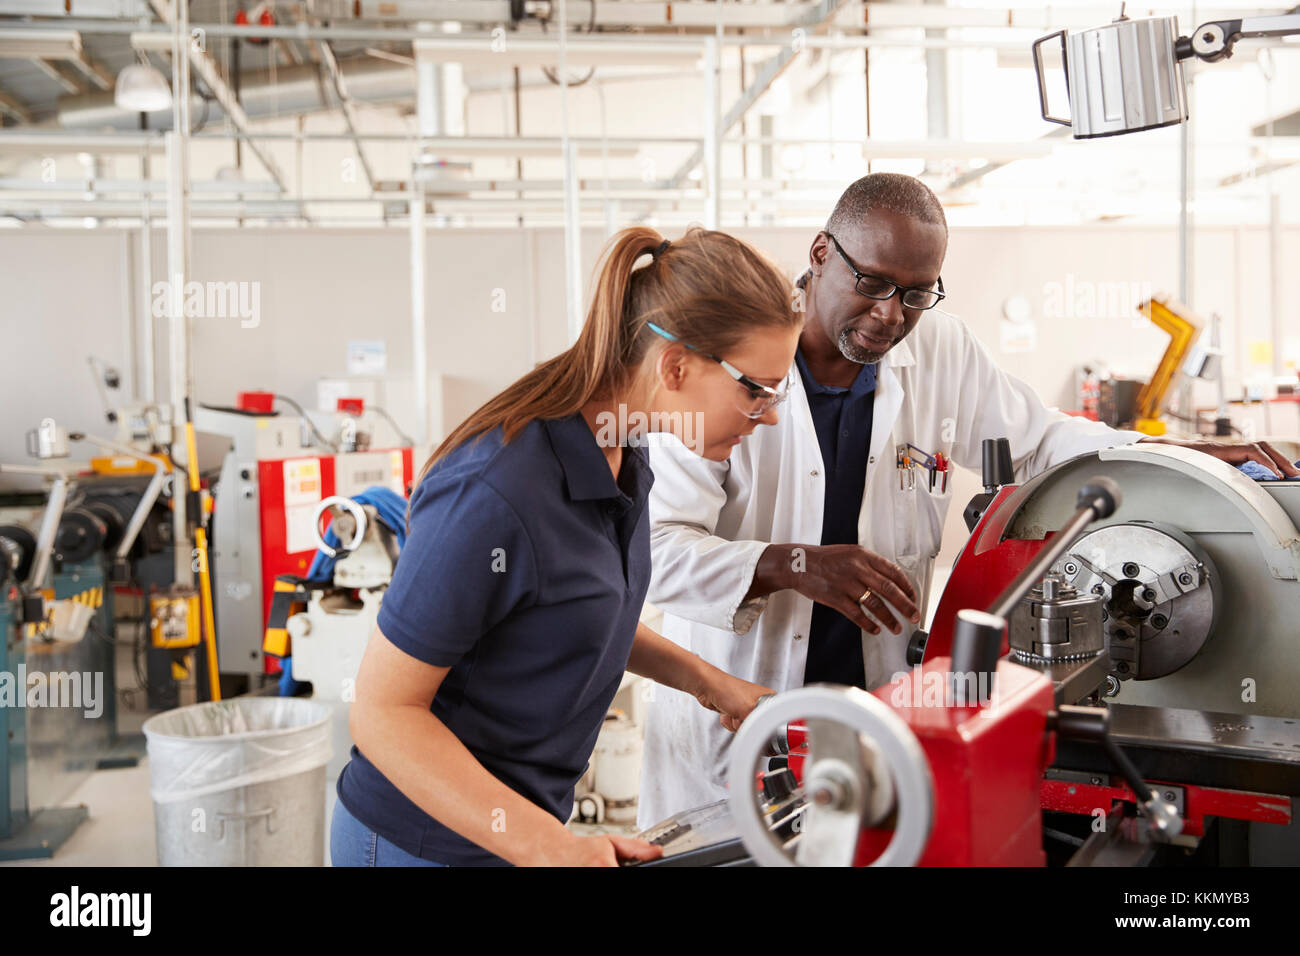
[639,442,1300,866]
[1080,297,1220,435]
[263,491,404,700]
[193,391,415,696]
[14,412,222,711]
[0,420,177,859]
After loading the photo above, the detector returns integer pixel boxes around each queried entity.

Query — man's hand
[746,543,921,633]
[1138,437,1300,479]
[692,669,775,733]
[792,544,920,634]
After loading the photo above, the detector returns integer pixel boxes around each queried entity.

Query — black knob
[1076,475,1121,519]
[981,437,1014,491]
[906,629,929,666]
[761,767,797,801]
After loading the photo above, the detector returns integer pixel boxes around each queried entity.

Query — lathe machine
[637,444,1300,866]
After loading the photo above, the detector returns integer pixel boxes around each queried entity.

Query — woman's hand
[694,668,775,733]
[538,832,664,866]
[626,620,774,731]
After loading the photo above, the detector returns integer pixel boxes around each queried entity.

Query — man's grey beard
[837,328,881,365]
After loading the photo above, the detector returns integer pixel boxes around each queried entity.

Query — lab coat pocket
[917,470,951,560]
[891,478,923,571]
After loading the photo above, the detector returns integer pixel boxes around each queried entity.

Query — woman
[331,226,803,866]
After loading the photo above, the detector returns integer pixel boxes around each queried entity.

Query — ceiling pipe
[58,57,413,129]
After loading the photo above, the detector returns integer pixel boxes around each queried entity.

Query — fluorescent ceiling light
[129,31,174,55]
[0,29,82,59]
[114,63,172,112]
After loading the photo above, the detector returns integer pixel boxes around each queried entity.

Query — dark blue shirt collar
[794,345,878,398]
[542,413,652,505]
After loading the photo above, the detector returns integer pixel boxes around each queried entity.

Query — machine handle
[1032,30,1072,126]
[1050,706,1184,840]
[312,495,368,559]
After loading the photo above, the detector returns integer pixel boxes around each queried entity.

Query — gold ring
[858,589,873,606]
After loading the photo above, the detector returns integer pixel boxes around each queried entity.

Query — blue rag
[1239,458,1300,481]
[306,485,409,582]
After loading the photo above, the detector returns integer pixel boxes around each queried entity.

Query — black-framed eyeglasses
[826,232,946,310]
[645,322,792,419]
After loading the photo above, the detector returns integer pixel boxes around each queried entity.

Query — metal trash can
[143,698,333,866]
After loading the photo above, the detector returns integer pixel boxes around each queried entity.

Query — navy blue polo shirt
[335,412,653,865]
[794,346,878,689]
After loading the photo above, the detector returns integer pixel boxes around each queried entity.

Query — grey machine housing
[993,444,1299,719]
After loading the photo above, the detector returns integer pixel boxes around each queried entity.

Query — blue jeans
[330,799,447,867]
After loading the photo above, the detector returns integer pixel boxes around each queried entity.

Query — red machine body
[868,658,1055,865]
[922,485,1041,662]
[782,657,1057,866]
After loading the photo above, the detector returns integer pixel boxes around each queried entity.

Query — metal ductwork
[58,57,414,130]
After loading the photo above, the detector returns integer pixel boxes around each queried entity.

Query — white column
[559,0,583,341]
[410,182,428,446]
[167,0,194,587]
[703,35,721,230]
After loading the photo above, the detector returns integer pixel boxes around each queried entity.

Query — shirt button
[810,469,819,477]
[869,456,875,464]
[841,429,849,438]
[793,633,804,641]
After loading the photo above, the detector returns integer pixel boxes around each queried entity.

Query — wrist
[682,653,718,701]
[765,543,800,592]
[513,817,576,866]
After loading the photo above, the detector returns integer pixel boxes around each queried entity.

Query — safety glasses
[646,321,792,419]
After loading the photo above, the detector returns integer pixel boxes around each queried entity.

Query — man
[637,173,1298,829]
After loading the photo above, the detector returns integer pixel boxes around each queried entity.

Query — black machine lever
[963,437,1015,531]
[1049,705,1183,840]
[987,476,1119,621]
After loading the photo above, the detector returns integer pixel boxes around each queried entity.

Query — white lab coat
[637,308,1144,828]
